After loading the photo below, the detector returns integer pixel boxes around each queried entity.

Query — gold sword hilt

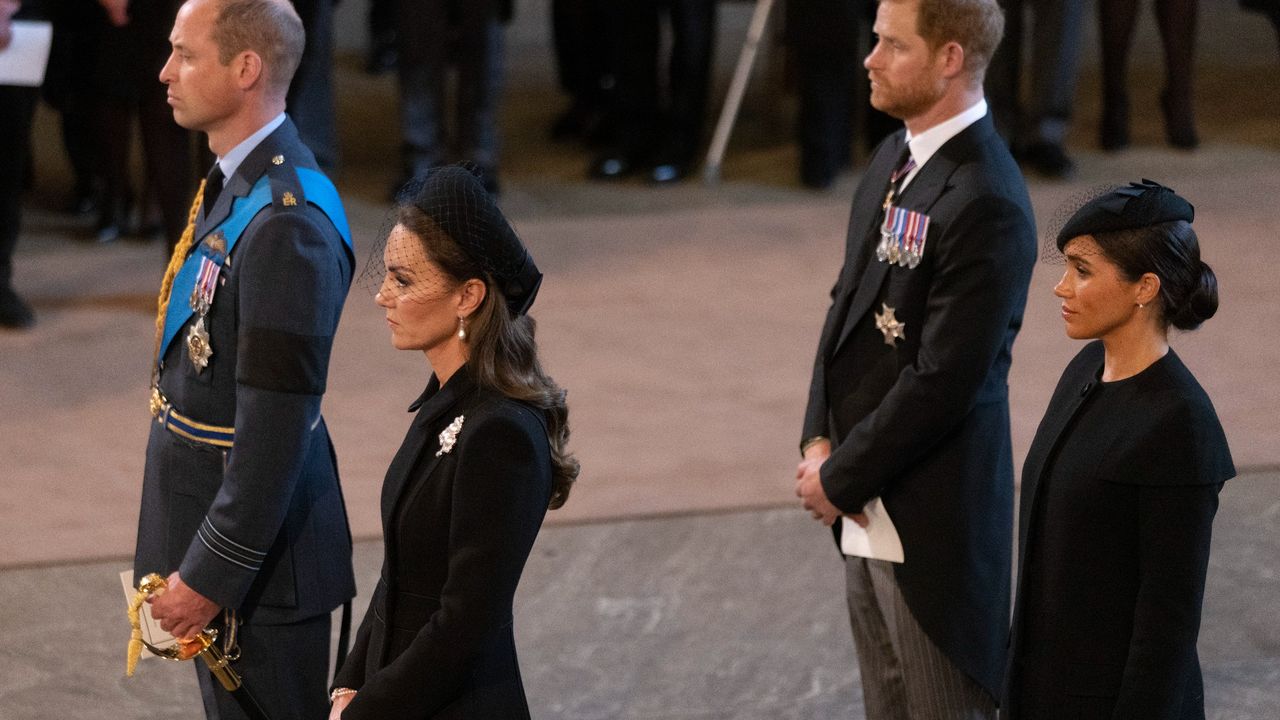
[127,573,243,692]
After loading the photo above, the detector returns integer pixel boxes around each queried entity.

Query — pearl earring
[457,317,467,340]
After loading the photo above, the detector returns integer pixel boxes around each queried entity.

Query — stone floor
[1,471,1276,719]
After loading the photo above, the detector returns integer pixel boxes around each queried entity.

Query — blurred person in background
[986,0,1084,178]
[1097,0,1202,149]
[393,0,511,195]
[589,0,716,184]
[0,0,43,329]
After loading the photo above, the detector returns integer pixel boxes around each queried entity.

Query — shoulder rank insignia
[282,191,297,207]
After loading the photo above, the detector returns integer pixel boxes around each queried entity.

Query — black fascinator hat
[1056,179,1194,249]
[396,165,543,316]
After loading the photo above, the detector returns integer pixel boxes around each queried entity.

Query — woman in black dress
[1004,180,1235,719]
[329,166,578,719]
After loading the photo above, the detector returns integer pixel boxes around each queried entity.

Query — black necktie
[883,144,916,213]
[204,164,224,211]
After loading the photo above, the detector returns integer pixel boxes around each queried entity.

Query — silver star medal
[874,303,906,346]
[187,317,213,371]
[186,287,213,372]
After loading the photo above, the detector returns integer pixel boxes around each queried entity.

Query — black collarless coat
[1004,342,1235,719]
[802,113,1037,698]
[334,368,553,719]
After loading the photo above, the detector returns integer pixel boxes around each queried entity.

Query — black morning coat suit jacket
[333,367,553,719]
[802,112,1036,699]
[1003,342,1235,719]
[134,117,356,624]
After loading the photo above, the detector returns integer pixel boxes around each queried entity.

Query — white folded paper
[0,20,53,87]
[839,496,905,563]
[119,570,179,659]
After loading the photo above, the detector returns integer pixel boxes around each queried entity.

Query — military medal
[186,235,227,372]
[879,205,931,269]
[875,303,906,346]
[876,152,922,266]
[187,317,213,370]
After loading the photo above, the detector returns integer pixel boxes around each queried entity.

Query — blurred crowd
[3,0,1279,331]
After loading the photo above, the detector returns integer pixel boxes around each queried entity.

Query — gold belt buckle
[149,386,170,420]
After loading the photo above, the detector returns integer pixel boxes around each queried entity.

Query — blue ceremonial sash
[296,167,353,248]
[158,171,354,363]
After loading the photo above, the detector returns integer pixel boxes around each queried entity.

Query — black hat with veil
[360,165,543,316]
[1042,179,1196,262]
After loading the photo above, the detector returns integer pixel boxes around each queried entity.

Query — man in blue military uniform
[134,0,355,717]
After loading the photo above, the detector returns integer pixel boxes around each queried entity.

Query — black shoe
[93,221,124,244]
[550,102,601,142]
[1018,141,1075,179]
[1160,89,1199,150]
[648,159,691,185]
[589,152,638,180]
[68,181,99,217]
[365,33,398,75]
[0,289,35,329]
[93,197,134,243]
[1099,100,1130,152]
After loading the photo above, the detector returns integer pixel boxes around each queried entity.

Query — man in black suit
[588,0,716,184]
[986,0,1084,178]
[0,0,41,329]
[795,0,1035,717]
[135,1,355,717]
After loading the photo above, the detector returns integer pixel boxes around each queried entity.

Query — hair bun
[1170,261,1219,330]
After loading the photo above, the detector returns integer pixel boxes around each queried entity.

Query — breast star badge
[874,303,906,346]
[187,318,213,372]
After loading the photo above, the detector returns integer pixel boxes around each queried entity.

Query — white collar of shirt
[900,99,988,189]
[215,113,287,184]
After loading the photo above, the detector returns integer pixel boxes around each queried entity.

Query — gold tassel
[151,180,207,375]
[125,584,150,676]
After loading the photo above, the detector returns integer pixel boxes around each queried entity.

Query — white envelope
[839,496,905,563]
[0,20,53,87]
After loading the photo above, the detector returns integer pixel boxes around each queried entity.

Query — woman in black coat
[329,166,578,719]
[1004,180,1235,719]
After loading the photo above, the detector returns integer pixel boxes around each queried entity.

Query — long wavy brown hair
[399,205,579,509]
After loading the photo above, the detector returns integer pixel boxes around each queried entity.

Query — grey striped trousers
[844,557,997,720]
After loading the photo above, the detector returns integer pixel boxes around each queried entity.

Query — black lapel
[380,368,477,528]
[823,133,905,358]
[831,129,962,357]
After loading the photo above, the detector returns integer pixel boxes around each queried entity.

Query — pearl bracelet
[330,687,357,703]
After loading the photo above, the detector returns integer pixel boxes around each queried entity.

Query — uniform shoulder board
[266,161,307,210]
